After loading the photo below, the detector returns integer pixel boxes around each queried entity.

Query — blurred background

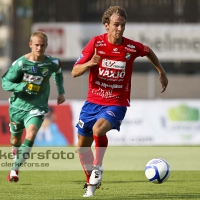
[0,0,200,146]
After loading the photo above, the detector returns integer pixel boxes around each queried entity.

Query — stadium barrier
[0,100,200,146]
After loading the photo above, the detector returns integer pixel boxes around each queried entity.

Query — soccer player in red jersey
[71,6,168,197]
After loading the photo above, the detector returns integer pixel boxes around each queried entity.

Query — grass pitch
[1,170,200,200]
[1,146,200,199]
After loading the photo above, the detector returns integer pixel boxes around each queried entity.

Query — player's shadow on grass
[102,179,194,183]
[104,180,147,183]
[73,180,147,184]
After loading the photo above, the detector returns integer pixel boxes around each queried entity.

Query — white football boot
[89,165,103,185]
[83,183,101,197]
[7,170,19,182]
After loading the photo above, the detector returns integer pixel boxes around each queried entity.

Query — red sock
[78,148,94,183]
[93,135,108,166]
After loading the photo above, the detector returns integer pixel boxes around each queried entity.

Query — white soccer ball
[145,158,170,184]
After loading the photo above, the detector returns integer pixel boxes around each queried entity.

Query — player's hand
[159,73,168,93]
[88,48,101,67]
[57,94,65,105]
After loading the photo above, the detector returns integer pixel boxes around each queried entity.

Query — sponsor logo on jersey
[38,63,51,67]
[99,68,126,79]
[98,51,105,54]
[24,73,43,85]
[95,80,123,89]
[95,43,106,47]
[112,52,120,54]
[97,40,104,43]
[31,66,37,73]
[102,59,126,69]
[127,44,135,49]
[125,47,137,52]
[101,82,123,89]
[92,88,117,99]
[27,83,40,92]
[112,48,120,54]
[95,40,106,47]
[125,53,131,60]
[42,68,49,76]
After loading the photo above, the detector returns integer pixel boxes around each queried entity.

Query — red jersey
[74,33,150,106]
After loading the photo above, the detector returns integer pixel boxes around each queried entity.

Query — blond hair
[102,6,127,24]
[30,31,48,43]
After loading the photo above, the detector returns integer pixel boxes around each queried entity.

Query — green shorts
[9,107,46,137]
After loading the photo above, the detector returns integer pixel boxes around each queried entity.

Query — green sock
[12,139,34,171]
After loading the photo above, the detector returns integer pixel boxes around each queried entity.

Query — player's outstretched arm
[71,48,101,78]
[146,48,168,93]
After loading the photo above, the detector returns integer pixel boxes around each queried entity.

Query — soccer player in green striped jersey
[1,31,65,182]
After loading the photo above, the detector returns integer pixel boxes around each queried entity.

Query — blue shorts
[76,101,127,137]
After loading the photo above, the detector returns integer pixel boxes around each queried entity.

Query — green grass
[1,146,200,199]
[1,170,200,200]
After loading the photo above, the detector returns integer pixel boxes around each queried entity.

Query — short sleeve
[74,37,96,65]
[136,42,150,57]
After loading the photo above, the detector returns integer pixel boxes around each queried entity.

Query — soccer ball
[145,158,170,184]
